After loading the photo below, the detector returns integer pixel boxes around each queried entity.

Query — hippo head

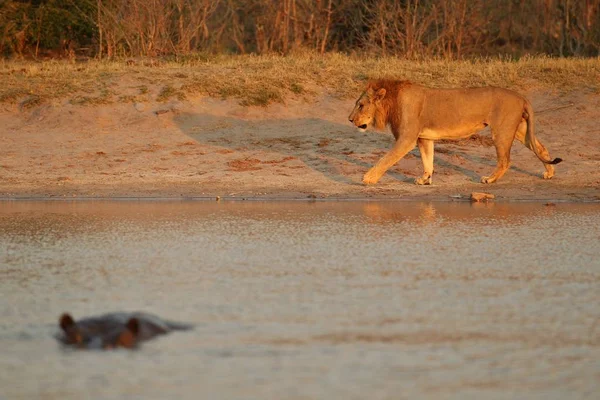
[59,313,140,350]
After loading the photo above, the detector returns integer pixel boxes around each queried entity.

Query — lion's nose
[349,118,354,123]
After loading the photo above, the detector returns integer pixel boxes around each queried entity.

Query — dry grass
[1,53,599,108]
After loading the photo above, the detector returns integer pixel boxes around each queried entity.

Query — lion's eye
[358,105,363,110]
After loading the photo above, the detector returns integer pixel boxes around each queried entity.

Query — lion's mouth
[358,124,368,130]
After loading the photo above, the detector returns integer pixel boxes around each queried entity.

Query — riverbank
[1,55,599,201]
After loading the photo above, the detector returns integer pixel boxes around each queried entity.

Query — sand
[1,89,599,201]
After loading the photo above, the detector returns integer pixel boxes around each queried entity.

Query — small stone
[134,103,145,112]
[470,192,495,202]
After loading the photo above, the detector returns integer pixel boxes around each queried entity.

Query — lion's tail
[523,101,562,165]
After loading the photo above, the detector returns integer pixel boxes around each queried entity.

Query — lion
[348,80,562,185]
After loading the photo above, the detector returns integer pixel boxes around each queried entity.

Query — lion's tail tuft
[524,101,562,165]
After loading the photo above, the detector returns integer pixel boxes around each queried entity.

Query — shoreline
[1,63,599,203]
[1,193,598,203]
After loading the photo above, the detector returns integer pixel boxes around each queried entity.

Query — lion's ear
[375,88,386,101]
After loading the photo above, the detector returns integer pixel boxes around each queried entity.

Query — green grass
[1,53,599,108]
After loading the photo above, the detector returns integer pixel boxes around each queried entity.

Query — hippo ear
[126,317,140,337]
[59,313,82,344]
[117,318,140,349]
[59,313,76,332]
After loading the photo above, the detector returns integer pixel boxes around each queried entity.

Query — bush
[1,0,598,59]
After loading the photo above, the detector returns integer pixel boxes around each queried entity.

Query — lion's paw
[543,171,554,180]
[415,175,432,185]
[480,176,494,184]
[363,170,380,185]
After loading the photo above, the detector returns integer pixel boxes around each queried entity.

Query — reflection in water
[0,201,599,400]
[0,199,567,234]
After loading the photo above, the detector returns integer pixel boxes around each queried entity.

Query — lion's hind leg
[514,120,555,179]
[481,126,515,184]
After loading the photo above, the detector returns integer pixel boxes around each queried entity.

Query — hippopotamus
[57,312,193,350]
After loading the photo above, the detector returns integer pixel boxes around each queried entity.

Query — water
[1,201,599,400]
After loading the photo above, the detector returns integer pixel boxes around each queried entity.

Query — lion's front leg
[362,138,417,185]
[415,138,434,185]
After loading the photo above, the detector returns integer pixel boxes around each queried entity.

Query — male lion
[348,80,562,185]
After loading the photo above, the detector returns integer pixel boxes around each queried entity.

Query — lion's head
[348,86,387,132]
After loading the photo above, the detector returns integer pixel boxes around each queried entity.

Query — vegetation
[1,54,599,107]
[1,1,597,107]
[1,0,599,59]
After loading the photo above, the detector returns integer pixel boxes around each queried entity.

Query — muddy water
[0,201,599,400]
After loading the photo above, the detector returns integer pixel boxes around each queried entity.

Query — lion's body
[348,80,562,185]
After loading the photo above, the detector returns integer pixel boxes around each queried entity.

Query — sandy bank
[1,90,599,201]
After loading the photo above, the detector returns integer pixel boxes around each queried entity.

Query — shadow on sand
[173,112,538,185]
